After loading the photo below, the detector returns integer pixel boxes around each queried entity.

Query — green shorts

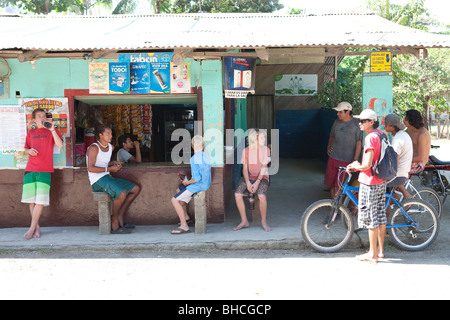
[22,172,51,206]
[91,174,136,200]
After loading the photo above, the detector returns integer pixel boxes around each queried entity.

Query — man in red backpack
[347,109,387,263]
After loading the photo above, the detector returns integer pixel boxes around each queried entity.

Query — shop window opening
[74,100,197,166]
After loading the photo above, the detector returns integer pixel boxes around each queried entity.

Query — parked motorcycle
[413,145,450,204]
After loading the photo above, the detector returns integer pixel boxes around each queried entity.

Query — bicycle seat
[428,155,450,167]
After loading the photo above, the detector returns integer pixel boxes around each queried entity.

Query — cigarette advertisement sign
[130,62,151,94]
[109,62,130,94]
[119,53,174,94]
[89,62,109,94]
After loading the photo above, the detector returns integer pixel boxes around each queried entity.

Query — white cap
[354,108,378,120]
[333,102,352,111]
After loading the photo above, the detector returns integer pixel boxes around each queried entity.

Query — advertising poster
[130,62,151,94]
[224,57,256,90]
[119,53,173,94]
[109,62,130,94]
[21,98,70,137]
[274,74,318,96]
[0,105,26,154]
[0,99,69,168]
[89,62,109,94]
[223,57,256,98]
[171,62,192,94]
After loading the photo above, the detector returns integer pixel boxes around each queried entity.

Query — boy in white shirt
[384,113,413,201]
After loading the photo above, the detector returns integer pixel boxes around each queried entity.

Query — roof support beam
[91,50,117,60]
[17,50,46,63]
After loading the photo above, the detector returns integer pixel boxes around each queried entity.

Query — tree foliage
[169,0,283,13]
[0,0,85,14]
[310,0,450,123]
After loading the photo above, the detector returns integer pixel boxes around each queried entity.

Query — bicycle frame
[330,171,419,230]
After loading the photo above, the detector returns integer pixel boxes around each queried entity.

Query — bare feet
[24,229,34,240]
[356,253,378,264]
[33,225,41,238]
[262,222,272,232]
[233,222,249,231]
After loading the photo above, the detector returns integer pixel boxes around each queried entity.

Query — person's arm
[327,135,334,155]
[23,132,38,156]
[347,149,374,172]
[46,120,64,149]
[353,140,362,161]
[128,141,142,163]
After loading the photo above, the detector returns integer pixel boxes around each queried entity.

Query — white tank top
[86,142,112,185]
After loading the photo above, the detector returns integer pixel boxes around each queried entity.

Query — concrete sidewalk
[0,158,448,252]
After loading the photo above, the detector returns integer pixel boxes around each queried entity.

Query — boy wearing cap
[384,113,413,201]
[347,108,386,263]
[326,102,362,198]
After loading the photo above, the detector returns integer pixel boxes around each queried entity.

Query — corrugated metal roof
[0,12,449,51]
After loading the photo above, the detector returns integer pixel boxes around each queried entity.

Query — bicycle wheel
[388,199,440,251]
[413,187,442,218]
[301,199,354,253]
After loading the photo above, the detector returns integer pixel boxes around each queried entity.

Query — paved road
[0,247,448,300]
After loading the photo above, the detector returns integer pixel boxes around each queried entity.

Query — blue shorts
[91,175,136,200]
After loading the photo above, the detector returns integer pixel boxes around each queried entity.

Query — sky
[278,0,450,24]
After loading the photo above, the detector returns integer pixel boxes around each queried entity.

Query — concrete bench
[92,190,207,235]
[194,191,207,234]
[92,192,113,235]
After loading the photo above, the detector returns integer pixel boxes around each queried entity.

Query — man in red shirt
[21,108,63,239]
[347,109,387,263]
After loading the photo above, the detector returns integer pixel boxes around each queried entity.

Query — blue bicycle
[301,167,440,253]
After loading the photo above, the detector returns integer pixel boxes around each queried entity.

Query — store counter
[0,164,227,228]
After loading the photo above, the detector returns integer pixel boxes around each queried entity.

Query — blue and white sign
[109,62,130,94]
[130,62,150,94]
[119,53,173,94]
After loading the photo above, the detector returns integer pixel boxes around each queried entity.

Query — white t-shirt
[391,131,413,178]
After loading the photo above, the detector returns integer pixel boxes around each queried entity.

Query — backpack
[371,131,398,181]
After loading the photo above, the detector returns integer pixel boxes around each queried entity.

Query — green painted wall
[201,60,224,167]
[1,57,224,167]
[362,72,393,130]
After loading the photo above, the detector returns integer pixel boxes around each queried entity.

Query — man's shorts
[91,175,136,200]
[325,157,351,187]
[358,182,387,229]
[386,177,408,193]
[235,179,269,195]
[174,185,194,203]
[21,172,51,206]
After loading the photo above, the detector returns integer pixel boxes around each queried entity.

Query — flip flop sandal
[111,227,132,234]
[122,223,136,229]
[171,227,191,235]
